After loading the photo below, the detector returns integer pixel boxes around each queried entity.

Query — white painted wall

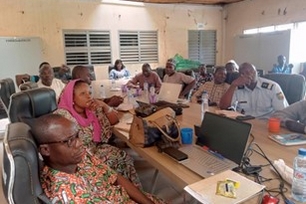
[224,0,306,72]
[0,0,223,79]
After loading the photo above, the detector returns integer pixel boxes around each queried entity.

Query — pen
[208,149,224,160]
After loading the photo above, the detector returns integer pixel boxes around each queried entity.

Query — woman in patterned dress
[54,79,142,188]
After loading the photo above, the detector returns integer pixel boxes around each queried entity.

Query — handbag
[129,107,181,148]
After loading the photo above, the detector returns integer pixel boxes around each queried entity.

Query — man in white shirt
[219,62,288,118]
[163,58,195,99]
[37,62,66,101]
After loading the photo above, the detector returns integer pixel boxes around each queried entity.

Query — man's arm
[180,80,195,98]
[219,76,248,109]
[116,174,154,204]
[273,100,306,127]
[154,73,162,94]
[126,75,138,89]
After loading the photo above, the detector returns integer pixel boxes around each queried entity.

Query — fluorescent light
[101,0,144,6]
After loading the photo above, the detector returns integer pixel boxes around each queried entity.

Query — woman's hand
[88,99,109,112]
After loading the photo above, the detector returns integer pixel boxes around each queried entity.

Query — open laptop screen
[196,112,252,165]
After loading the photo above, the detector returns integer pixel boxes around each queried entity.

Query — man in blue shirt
[271,55,293,74]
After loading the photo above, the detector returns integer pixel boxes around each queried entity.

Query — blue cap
[298,148,306,156]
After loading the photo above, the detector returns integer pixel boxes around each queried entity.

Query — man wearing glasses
[31,114,165,204]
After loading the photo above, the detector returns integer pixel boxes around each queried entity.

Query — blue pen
[208,149,224,160]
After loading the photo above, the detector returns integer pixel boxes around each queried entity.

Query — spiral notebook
[269,133,306,146]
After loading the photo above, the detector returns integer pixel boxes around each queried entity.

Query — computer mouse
[261,195,279,204]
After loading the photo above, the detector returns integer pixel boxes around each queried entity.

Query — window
[63,30,111,65]
[188,30,216,65]
[119,31,158,63]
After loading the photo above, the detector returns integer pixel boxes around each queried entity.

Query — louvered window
[64,30,111,65]
[188,30,216,65]
[119,31,158,63]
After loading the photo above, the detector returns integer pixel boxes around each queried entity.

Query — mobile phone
[163,147,188,161]
[236,115,255,121]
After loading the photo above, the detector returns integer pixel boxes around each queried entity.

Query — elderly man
[127,63,162,93]
[72,65,123,107]
[31,114,166,204]
[191,66,229,106]
[37,62,66,101]
[219,62,288,118]
[163,58,195,99]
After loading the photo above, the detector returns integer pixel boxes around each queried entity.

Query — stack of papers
[184,170,265,204]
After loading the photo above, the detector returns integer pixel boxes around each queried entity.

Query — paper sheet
[184,170,265,204]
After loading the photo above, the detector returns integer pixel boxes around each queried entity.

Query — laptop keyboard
[179,145,234,177]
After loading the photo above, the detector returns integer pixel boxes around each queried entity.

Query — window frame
[63,30,112,66]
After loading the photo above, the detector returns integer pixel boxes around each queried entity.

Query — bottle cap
[298,148,306,156]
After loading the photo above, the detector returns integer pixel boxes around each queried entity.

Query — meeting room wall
[0,0,223,79]
[223,0,306,72]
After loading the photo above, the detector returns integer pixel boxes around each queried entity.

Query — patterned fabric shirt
[194,72,214,92]
[41,152,165,204]
[191,81,230,105]
[109,68,130,79]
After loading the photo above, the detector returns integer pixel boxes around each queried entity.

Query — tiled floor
[0,139,198,204]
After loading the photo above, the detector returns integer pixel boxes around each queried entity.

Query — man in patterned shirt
[31,114,166,204]
[191,66,229,106]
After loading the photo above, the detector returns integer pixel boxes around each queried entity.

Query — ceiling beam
[124,0,244,5]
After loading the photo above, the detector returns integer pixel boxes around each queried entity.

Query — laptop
[157,83,182,103]
[179,112,252,178]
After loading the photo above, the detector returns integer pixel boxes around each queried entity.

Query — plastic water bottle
[111,79,116,90]
[292,148,306,202]
[201,91,209,122]
[99,85,106,98]
[143,82,149,93]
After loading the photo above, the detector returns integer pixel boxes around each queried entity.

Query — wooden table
[113,103,303,203]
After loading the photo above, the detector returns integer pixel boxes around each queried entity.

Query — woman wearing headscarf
[54,79,142,188]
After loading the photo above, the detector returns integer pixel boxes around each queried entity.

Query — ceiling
[126,0,245,5]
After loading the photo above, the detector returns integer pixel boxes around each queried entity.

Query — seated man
[193,64,213,93]
[72,65,123,107]
[225,60,239,84]
[163,58,195,99]
[127,63,162,93]
[219,62,288,118]
[271,55,293,74]
[272,100,306,133]
[31,114,166,204]
[37,62,66,101]
[191,66,229,106]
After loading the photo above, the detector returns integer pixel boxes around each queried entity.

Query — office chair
[0,78,16,117]
[262,73,306,105]
[8,87,57,123]
[2,122,51,204]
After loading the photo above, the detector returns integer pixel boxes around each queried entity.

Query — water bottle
[143,82,149,93]
[292,148,306,202]
[201,91,209,122]
[111,79,116,90]
[99,85,106,98]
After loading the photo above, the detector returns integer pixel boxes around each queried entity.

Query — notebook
[269,133,306,146]
[179,112,252,178]
[158,82,182,103]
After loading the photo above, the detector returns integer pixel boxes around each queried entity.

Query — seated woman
[54,79,142,188]
[109,59,130,79]
[191,66,229,106]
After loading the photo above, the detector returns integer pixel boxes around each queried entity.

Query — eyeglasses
[43,131,79,147]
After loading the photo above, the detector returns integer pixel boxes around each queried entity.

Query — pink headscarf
[58,79,102,142]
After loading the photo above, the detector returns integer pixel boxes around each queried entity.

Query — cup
[181,127,193,144]
[268,117,280,133]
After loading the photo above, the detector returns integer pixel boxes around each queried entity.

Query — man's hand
[104,96,124,107]
[232,75,251,87]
